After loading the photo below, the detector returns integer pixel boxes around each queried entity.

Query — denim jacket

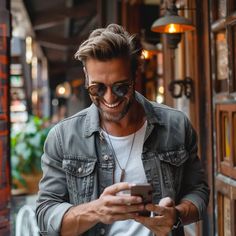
[36,92,209,236]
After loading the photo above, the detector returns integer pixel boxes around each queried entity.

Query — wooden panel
[223,196,231,236]
[216,103,236,179]
[197,0,214,235]
[228,0,236,15]
[216,177,236,236]
[233,113,236,165]
[217,193,224,236]
[0,2,11,235]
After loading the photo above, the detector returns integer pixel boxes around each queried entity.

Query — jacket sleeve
[180,115,210,219]
[36,126,73,236]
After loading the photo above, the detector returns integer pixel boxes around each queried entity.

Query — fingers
[102,182,131,195]
[159,197,175,207]
[100,212,139,224]
[100,194,143,206]
[101,182,142,205]
[134,215,171,236]
[134,202,176,235]
[101,202,145,215]
[145,204,165,215]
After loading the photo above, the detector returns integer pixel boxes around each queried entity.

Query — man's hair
[74,24,142,75]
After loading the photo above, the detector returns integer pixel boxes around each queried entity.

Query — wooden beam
[49,60,81,75]
[33,3,96,30]
[36,33,83,50]
[75,14,98,36]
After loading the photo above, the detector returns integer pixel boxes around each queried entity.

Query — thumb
[159,197,175,207]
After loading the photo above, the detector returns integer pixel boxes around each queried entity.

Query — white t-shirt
[102,121,153,236]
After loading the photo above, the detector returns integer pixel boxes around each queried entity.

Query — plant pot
[12,172,42,195]
[22,172,42,194]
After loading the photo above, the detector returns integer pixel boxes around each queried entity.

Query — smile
[103,100,121,108]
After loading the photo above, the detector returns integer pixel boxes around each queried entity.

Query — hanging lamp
[151,1,195,49]
[151,1,195,33]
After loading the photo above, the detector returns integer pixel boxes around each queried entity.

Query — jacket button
[78,167,83,173]
[103,155,109,161]
[100,228,105,235]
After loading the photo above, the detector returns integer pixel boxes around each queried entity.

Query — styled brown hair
[74,24,142,76]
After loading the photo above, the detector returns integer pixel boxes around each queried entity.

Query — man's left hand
[134,197,177,236]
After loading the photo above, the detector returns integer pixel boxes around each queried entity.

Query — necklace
[102,124,136,182]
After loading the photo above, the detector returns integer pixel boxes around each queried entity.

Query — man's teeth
[104,101,120,108]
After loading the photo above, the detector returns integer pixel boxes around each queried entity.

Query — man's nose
[103,86,116,102]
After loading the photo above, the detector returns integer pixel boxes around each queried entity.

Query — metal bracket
[168,77,193,98]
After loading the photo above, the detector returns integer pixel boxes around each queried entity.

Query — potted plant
[11,115,51,194]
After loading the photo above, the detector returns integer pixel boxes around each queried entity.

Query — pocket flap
[62,159,96,177]
[158,149,188,167]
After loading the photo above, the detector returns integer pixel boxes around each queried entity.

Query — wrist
[172,207,183,230]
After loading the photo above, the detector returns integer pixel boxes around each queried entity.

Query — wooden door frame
[0,0,11,234]
[194,0,214,235]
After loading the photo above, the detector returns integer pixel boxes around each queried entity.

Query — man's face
[85,58,135,122]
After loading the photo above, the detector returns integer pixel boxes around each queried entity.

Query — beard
[91,92,134,122]
[98,98,132,122]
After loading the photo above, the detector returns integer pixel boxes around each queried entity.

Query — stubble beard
[98,99,132,122]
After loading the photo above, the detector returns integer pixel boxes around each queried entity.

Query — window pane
[215,31,228,92]
[218,0,227,18]
[223,114,230,160]
[216,31,228,81]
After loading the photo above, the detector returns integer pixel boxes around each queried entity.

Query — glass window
[215,31,228,92]
[222,113,230,160]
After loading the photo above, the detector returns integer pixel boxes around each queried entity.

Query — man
[36,24,209,236]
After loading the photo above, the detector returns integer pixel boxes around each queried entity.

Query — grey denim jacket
[36,92,209,236]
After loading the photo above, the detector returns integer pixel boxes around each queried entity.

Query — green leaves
[11,115,51,187]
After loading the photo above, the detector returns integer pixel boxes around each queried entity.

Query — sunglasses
[86,80,133,97]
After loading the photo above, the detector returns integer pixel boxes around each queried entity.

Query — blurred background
[1,0,236,235]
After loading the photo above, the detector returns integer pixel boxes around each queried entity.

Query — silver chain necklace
[102,124,136,182]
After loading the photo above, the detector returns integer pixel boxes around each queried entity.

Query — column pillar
[0,0,11,234]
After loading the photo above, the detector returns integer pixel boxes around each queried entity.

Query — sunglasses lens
[87,81,132,97]
[88,84,106,96]
[113,83,131,97]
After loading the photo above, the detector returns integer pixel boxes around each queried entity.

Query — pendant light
[151,1,195,33]
[151,0,195,48]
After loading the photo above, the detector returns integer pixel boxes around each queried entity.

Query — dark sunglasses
[86,80,133,97]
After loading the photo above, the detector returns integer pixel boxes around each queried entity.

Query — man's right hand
[61,182,144,236]
[95,182,144,224]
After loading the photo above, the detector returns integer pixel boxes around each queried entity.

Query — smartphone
[130,183,153,216]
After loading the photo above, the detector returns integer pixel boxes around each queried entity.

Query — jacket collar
[84,91,167,137]
[135,92,167,126]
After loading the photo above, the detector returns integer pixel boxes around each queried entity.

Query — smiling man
[36,24,209,236]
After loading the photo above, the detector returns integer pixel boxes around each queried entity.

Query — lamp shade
[151,14,195,33]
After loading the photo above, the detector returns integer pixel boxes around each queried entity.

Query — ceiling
[11,0,161,90]
[22,0,99,89]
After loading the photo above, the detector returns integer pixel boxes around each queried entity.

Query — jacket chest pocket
[158,149,188,200]
[62,158,97,204]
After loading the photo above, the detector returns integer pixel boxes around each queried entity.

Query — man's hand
[61,182,144,236]
[134,197,177,236]
[95,182,144,224]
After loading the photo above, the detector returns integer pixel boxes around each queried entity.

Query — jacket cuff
[47,203,73,235]
[181,194,207,219]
